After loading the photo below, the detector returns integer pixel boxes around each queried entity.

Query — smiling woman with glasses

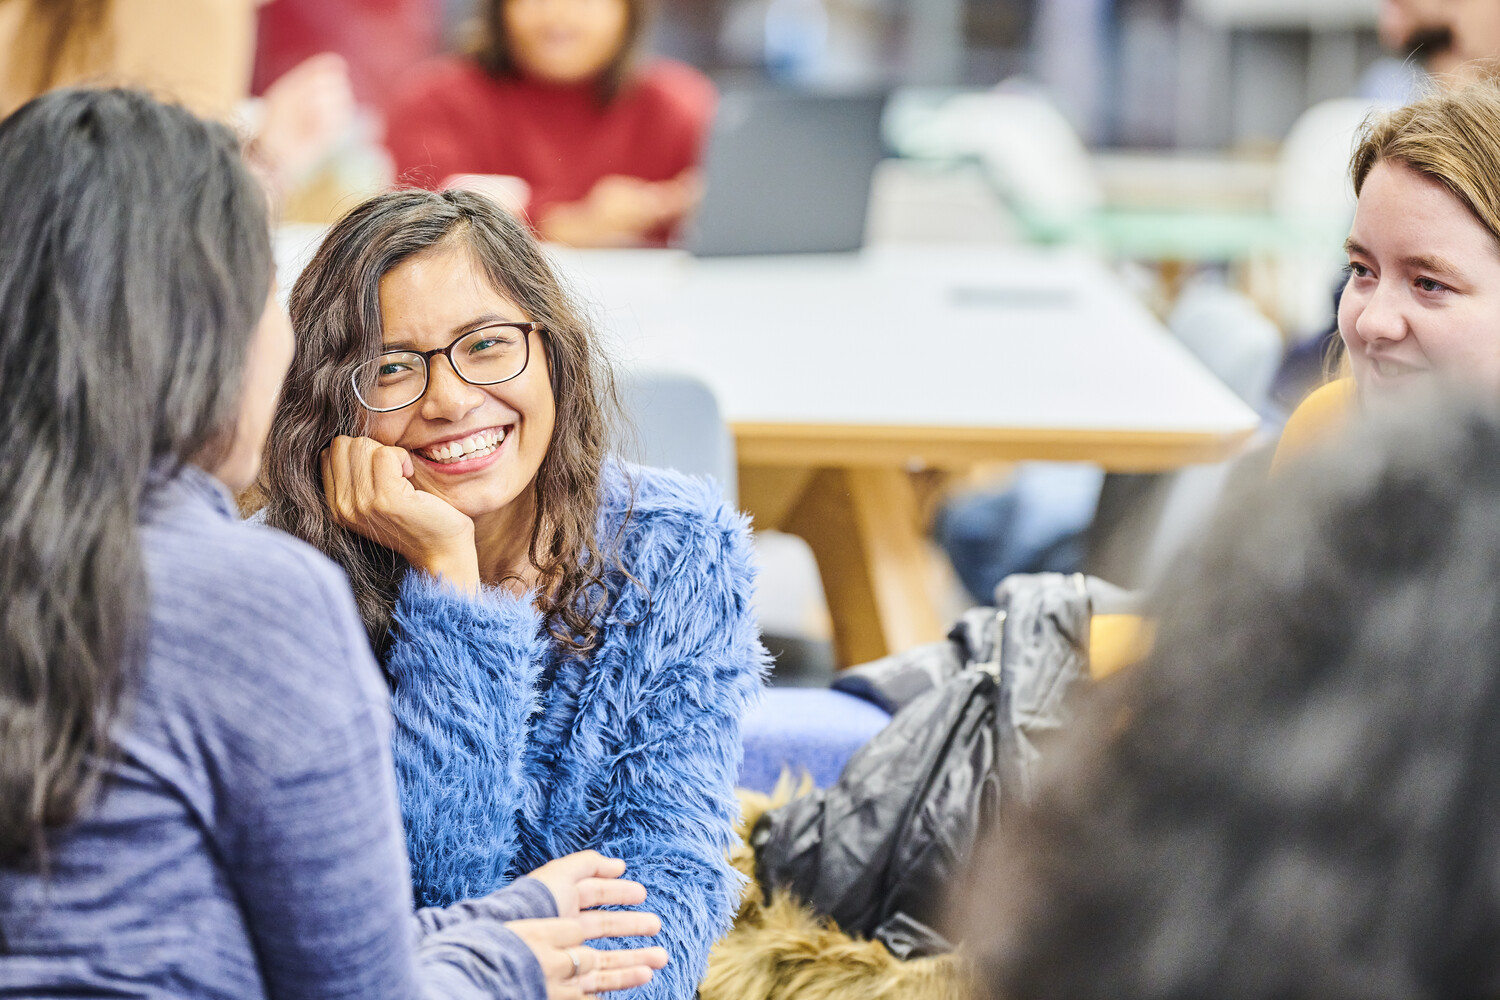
[257,188,766,1000]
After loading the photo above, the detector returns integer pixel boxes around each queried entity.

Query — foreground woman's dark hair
[965,390,1500,999]
[0,88,271,864]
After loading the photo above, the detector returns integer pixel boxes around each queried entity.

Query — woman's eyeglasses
[351,322,543,413]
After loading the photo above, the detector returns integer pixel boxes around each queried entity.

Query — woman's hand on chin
[321,435,482,593]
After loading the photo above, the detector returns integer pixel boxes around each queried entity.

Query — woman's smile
[411,425,511,472]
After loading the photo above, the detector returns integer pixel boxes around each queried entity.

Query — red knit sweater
[385,57,716,244]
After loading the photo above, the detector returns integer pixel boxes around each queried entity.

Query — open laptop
[682,89,887,256]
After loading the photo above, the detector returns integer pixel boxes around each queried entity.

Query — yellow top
[1088,378,1356,678]
[0,0,257,120]
[1270,377,1356,474]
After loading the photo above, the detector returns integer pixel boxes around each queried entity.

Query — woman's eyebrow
[1402,253,1463,276]
[380,313,521,351]
[1342,239,1464,278]
[450,312,517,336]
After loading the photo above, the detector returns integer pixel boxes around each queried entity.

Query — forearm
[585,496,768,995]
[584,691,759,998]
[415,921,548,1000]
[536,200,641,248]
[415,878,557,937]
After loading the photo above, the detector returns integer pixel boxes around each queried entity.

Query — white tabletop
[547,245,1260,441]
[275,226,1260,461]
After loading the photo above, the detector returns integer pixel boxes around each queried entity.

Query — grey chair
[1089,282,1280,588]
[615,368,737,503]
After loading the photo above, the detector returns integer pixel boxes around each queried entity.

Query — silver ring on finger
[566,947,582,980]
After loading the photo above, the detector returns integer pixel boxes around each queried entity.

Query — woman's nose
[419,356,486,421]
[1354,279,1409,345]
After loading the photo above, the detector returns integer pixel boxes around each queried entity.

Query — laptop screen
[684,89,888,256]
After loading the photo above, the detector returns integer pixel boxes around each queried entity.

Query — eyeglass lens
[353,326,529,411]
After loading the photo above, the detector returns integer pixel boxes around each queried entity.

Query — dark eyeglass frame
[352,321,545,413]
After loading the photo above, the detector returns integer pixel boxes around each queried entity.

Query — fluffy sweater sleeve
[559,473,768,1000]
[384,573,551,907]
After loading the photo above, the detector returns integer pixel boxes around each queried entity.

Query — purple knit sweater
[0,466,553,999]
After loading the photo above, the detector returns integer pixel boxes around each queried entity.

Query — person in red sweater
[385,0,715,247]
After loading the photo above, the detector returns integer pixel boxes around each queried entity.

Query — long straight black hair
[0,89,272,865]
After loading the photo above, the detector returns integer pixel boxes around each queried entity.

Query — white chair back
[888,87,1103,240]
[1271,97,1391,336]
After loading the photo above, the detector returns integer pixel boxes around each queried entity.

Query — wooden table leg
[761,466,946,667]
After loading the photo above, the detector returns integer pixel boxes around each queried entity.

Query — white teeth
[1374,359,1420,378]
[420,428,506,464]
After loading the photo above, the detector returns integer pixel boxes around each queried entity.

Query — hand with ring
[504,910,667,999]
[508,851,668,997]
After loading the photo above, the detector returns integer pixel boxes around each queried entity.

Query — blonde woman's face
[1340,160,1500,401]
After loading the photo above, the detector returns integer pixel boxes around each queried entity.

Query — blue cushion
[738,688,892,793]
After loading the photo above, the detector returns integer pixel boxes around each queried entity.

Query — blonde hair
[3,0,115,115]
[1351,82,1500,248]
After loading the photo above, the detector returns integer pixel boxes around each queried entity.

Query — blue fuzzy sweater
[383,463,767,1000]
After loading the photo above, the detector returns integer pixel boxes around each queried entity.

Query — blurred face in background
[1379,0,1454,56]
[503,0,630,85]
[1448,0,1500,63]
[1340,159,1500,400]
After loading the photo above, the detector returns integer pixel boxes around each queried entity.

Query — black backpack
[751,573,1093,957]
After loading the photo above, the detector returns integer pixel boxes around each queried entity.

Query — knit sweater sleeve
[384,572,551,907]
[586,477,769,1000]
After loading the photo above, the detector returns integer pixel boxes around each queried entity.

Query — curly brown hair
[258,188,623,652]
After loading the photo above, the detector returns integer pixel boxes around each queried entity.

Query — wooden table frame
[737,424,1255,667]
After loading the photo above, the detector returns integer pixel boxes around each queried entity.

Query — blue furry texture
[383,463,769,1000]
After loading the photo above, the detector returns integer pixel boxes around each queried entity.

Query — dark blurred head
[0,88,272,865]
[964,388,1500,999]
[473,0,647,101]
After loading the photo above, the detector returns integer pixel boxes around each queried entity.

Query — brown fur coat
[699,784,973,1000]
